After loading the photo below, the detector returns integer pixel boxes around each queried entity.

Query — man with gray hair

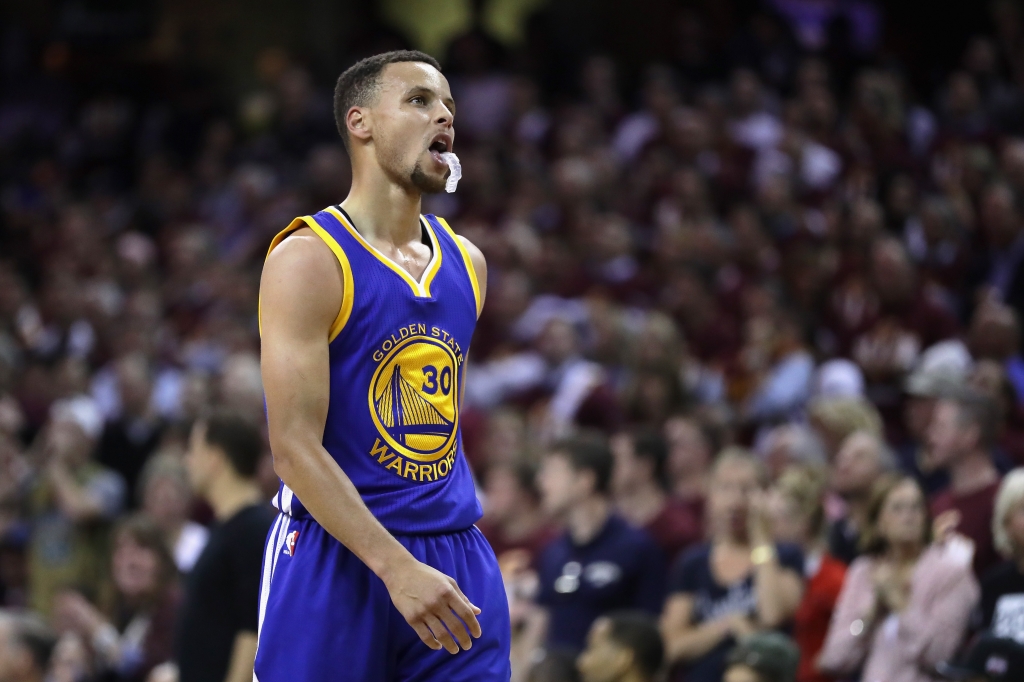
[0,611,57,682]
[827,430,898,564]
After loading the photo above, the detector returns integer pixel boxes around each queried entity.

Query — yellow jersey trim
[324,206,442,298]
[260,216,355,343]
[435,217,482,318]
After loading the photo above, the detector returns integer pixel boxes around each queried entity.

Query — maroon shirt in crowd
[930,480,1002,577]
[643,498,703,564]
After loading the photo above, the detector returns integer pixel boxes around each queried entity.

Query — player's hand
[383,558,482,654]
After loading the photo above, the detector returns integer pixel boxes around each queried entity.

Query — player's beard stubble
[410,161,447,194]
[376,129,448,194]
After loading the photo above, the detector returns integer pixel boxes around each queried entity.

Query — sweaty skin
[259,60,488,655]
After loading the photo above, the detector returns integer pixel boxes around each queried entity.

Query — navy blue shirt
[537,514,666,651]
[667,542,804,682]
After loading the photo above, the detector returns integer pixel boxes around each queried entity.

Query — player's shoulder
[263,226,337,277]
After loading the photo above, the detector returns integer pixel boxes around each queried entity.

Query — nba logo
[284,530,299,556]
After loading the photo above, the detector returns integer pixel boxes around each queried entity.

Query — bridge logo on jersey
[368,330,461,472]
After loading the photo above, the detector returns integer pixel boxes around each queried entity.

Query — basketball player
[255,51,510,681]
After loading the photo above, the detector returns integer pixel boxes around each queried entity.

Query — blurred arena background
[4,1,1024,682]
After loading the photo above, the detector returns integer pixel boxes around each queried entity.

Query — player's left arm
[457,235,487,312]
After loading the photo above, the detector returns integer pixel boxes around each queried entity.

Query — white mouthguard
[440,152,461,193]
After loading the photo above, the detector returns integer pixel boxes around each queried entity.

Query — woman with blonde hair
[978,468,1024,641]
[818,474,978,682]
[661,448,804,682]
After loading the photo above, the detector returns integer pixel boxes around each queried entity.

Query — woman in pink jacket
[817,474,979,682]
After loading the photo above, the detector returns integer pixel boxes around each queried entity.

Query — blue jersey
[263,205,483,535]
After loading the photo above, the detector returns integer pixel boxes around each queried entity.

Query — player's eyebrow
[406,85,456,117]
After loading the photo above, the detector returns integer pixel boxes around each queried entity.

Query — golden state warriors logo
[366,324,465,482]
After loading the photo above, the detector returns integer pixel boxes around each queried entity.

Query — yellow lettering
[385,457,404,473]
[399,327,410,340]
[437,458,450,477]
[432,463,439,479]
[391,333,401,345]
[403,460,419,479]
[454,341,461,355]
[418,323,426,334]
[382,339,393,351]
[419,464,434,482]
[456,354,464,365]
[369,439,389,460]
[373,350,384,362]
[431,326,440,337]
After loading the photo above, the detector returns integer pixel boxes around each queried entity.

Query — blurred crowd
[9,0,1024,681]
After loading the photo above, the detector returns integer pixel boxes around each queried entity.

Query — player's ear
[346,106,372,145]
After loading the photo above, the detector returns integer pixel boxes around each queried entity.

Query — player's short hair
[549,430,614,495]
[0,611,57,673]
[333,50,443,151]
[199,410,263,478]
[603,611,664,679]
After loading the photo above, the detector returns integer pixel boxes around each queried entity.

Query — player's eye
[411,96,426,105]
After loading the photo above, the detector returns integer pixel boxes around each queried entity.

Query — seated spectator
[536,432,666,651]
[828,430,898,564]
[978,468,1024,641]
[53,515,180,682]
[768,466,846,682]
[927,389,1004,576]
[611,428,701,562]
[528,648,581,682]
[576,611,664,682]
[138,454,209,574]
[723,632,800,682]
[818,475,979,682]
[0,611,57,682]
[478,462,556,565]
[176,411,274,682]
[660,449,804,682]
[28,397,126,615]
[756,424,827,481]
[806,396,882,462]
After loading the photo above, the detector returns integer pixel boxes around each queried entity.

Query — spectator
[138,454,209,573]
[175,412,274,682]
[575,611,664,682]
[756,424,827,481]
[927,390,1004,576]
[0,611,57,682]
[978,468,1024,640]
[660,449,804,682]
[936,632,1024,682]
[663,415,713,530]
[827,430,898,564]
[806,396,882,462]
[818,475,979,682]
[53,515,180,682]
[723,632,800,682]
[767,466,846,682]
[28,398,126,615]
[611,428,701,562]
[535,432,666,651]
[478,462,556,565]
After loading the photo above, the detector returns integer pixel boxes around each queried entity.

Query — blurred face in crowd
[347,61,454,194]
[111,531,159,600]
[576,618,632,682]
[0,618,35,682]
[185,422,223,497]
[483,467,528,525]
[1003,498,1024,557]
[143,474,191,530]
[610,433,650,496]
[664,417,710,484]
[45,420,93,468]
[926,400,975,469]
[538,453,593,519]
[832,432,884,497]
[709,458,762,540]
[767,488,810,545]
[877,480,927,549]
[981,183,1020,248]
[903,395,937,441]
[537,318,580,366]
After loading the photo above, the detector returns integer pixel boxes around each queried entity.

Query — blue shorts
[253,514,511,682]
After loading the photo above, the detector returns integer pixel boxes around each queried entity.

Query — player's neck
[341,167,423,246]
[567,495,612,546]
[207,474,262,521]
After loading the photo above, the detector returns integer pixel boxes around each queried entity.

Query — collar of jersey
[325,205,442,298]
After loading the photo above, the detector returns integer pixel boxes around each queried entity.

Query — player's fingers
[446,589,483,638]
[448,577,483,616]
[410,620,442,651]
[424,614,459,654]
[437,607,473,650]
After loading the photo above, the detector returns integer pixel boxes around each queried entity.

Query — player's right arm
[259,229,482,654]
